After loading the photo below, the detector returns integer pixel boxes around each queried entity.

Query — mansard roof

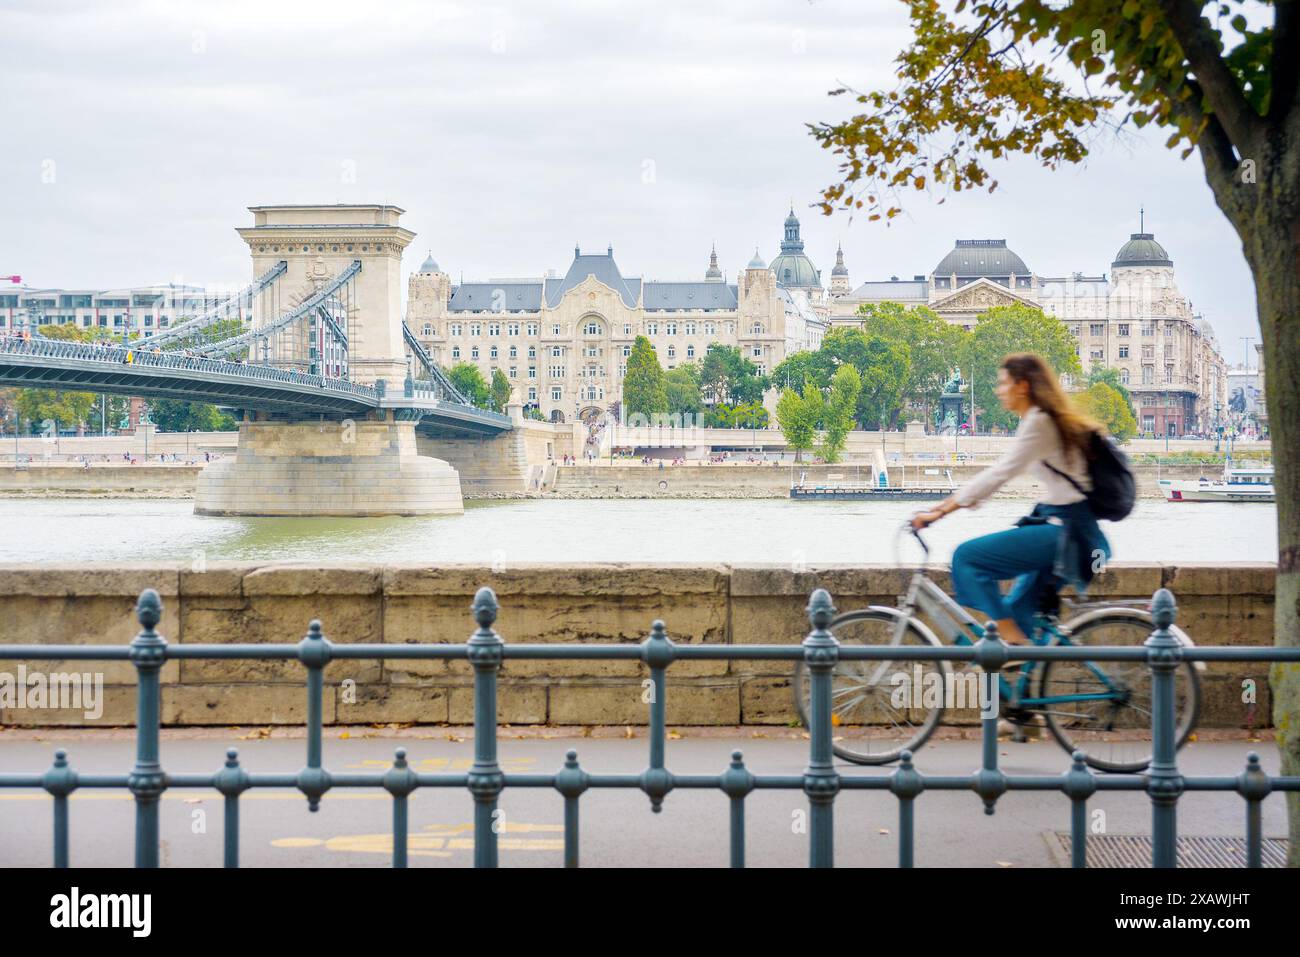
[545,249,639,308]
[642,282,738,310]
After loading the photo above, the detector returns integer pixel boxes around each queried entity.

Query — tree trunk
[1251,217,1300,866]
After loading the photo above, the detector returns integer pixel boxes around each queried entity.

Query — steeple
[705,243,723,281]
[829,242,850,296]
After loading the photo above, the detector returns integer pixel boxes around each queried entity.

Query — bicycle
[793,525,1203,772]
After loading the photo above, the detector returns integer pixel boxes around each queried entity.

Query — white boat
[1159,458,1274,503]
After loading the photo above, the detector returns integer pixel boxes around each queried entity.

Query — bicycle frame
[888,527,1138,714]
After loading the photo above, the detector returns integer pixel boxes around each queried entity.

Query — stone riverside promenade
[0,563,1274,728]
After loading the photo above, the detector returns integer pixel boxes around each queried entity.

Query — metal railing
[0,586,1296,868]
[0,333,378,400]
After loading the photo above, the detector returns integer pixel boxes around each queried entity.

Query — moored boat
[1159,458,1274,503]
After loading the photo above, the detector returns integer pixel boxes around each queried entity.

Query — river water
[0,498,1276,565]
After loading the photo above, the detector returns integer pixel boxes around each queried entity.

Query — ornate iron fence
[0,585,1297,868]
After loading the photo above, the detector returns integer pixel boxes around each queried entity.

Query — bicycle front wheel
[1039,610,1201,772]
[793,608,949,765]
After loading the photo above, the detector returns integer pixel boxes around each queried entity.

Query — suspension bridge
[0,205,522,516]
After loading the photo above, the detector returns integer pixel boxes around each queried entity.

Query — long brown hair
[999,353,1099,461]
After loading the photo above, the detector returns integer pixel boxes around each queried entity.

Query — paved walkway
[0,728,1284,867]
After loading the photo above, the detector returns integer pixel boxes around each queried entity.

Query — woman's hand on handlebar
[911,508,944,530]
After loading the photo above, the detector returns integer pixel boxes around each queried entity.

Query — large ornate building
[406,208,1228,433]
[406,212,828,422]
[826,228,1228,436]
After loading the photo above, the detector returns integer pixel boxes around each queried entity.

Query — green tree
[700,344,767,406]
[819,364,862,463]
[961,305,1082,432]
[775,385,822,463]
[858,302,967,424]
[1075,382,1138,444]
[770,350,821,393]
[38,323,96,343]
[447,362,491,409]
[15,389,96,435]
[1087,364,1137,419]
[815,328,912,429]
[623,336,668,419]
[664,362,703,416]
[146,398,237,433]
[706,401,770,429]
[490,368,512,413]
[810,2,1300,857]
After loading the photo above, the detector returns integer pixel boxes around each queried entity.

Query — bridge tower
[193,203,466,516]
[237,204,413,386]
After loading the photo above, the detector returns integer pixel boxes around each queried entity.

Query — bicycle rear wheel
[1039,610,1201,772]
[793,608,949,765]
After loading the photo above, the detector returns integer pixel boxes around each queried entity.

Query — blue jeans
[950,522,1067,641]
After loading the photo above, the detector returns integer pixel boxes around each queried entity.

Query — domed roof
[747,249,766,269]
[770,208,821,290]
[770,251,821,289]
[1112,232,1172,268]
[419,252,440,273]
[933,239,1029,277]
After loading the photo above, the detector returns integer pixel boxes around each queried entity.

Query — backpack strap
[1042,459,1088,495]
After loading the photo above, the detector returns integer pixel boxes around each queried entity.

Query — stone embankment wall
[548,463,1226,499]
[0,563,1274,729]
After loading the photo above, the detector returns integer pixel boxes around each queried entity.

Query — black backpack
[1043,431,1136,521]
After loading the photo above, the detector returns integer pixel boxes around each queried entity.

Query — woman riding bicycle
[911,353,1111,649]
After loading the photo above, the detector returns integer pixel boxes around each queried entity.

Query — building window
[647,321,658,335]
[509,366,517,379]
[452,346,461,359]
[552,324,562,336]
[528,366,536,379]
[1142,345,1155,359]
[421,323,433,336]
[685,321,696,335]
[551,346,563,358]
[471,347,480,359]
[551,387,562,401]
[1089,323,1105,337]
[1118,323,1130,336]
[1141,323,1155,336]
[509,346,518,359]
[704,321,716,335]
[1090,349,1104,360]
[528,346,537,359]
[450,323,462,336]
[1119,346,1129,359]
[623,324,631,335]
[1164,343,1174,358]
[470,322,481,336]
[528,387,537,401]
[585,346,599,358]
[549,365,565,378]
[666,321,677,335]
[585,321,601,336]
[622,345,631,357]
[1120,368,1130,384]
[488,322,501,337]
[687,345,695,358]
[667,345,676,358]
[1142,365,1154,384]
[1165,365,1174,384]
[752,346,762,357]
[508,321,520,336]
[490,346,498,359]
[527,322,538,336]
[750,322,764,335]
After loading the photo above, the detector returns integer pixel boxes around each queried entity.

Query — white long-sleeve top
[953,406,1090,508]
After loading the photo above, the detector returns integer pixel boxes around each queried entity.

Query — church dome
[769,207,822,290]
[933,239,1029,278]
[747,249,767,270]
[1112,232,1172,269]
[419,252,440,273]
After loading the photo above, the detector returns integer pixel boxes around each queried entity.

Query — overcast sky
[0,0,1261,365]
